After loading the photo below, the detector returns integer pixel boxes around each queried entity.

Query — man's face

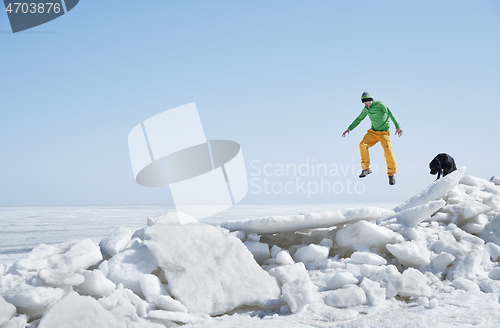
[363,100,373,108]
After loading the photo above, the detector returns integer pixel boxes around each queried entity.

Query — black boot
[359,169,372,178]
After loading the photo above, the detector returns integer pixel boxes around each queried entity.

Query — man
[342,92,403,185]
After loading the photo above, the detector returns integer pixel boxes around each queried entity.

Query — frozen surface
[2,171,500,327]
[0,204,392,266]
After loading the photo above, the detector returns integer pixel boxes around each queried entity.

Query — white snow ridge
[2,167,500,327]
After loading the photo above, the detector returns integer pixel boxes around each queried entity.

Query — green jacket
[348,100,400,132]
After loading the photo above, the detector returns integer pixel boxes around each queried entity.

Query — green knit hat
[361,92,373,103]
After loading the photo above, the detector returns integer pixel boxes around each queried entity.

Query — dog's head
[429,158,441,175]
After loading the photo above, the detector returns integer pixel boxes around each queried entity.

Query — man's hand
[395,128,404,137]
[342,129,350,137]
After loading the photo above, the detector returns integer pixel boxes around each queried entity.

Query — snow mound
[2,168,500,327]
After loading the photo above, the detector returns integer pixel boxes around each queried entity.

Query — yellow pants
[359,129,397,176]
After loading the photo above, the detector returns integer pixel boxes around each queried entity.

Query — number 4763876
[5,3,61,14]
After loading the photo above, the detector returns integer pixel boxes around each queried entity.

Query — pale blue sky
[1,0,499,205]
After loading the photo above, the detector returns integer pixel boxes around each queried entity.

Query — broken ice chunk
[275,251,294,266]
[155,295,188,313]
[452,277,480,292]
[144,219,281,315]
[76,270,116,297]
[336,221,403,252]
[37,292,117,328]
[484,242,500,261]
[293,244,329,266]
[393,200,445,227]
[386,241,431,267]
[139,274,168,304]
[1,282,64,320]
[281,279,315,313]
[326,272,358,290]
[0,296,17,326]
[359,278,386,306]
[244,241,271,265]
[432,252,455,272]
[488,268,500,280]
[417,297,429,307]
[370,265,404,299]
[106,243,158,295]
[14,240,102,274]
[394,167,465,213]
[398,268,433,298]
[324,285,366,308]
[350,251,387,266]
[37,269,84,288]
[99,227,138,257]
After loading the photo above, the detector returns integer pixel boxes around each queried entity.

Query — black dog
[429,153,457,180]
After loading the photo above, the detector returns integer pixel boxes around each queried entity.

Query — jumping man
[342,92,403,185]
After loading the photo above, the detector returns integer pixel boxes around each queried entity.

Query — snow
[37,292,119,328]
[452,277,480,292]
[13,239,102,274]
[392,200,445,227]
[428,298,438,309]
[0,281,65,319]
[336,220,403,252]
[148,310,208,325]
[1,314,27,328]
[220,207,394,234]
[488,268,500,280]
[281,279,315,313]
[269,263,317,313]
[1,168,500,327]
[386,241,431,267]
[139,274,168,304]
[244,241,271,264]
[350,251,387,265]
[293,244,329,267]
[105,243,158,295]
[143,214,281,315]
[324,285,366,308]
[76,270,116,297]
[0,295,17,326]
[369,265,404,298]
[275,251,294,266]
[99,227,138,258]
[432,252,455,272]
[359,278,385,306]
[485,242,500,261]
[394,167,465,212]
[327,272,358,290]
[417,296,429,307]
[154,295,188,313]
[97,287,153,323]
[398,268,433,298]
